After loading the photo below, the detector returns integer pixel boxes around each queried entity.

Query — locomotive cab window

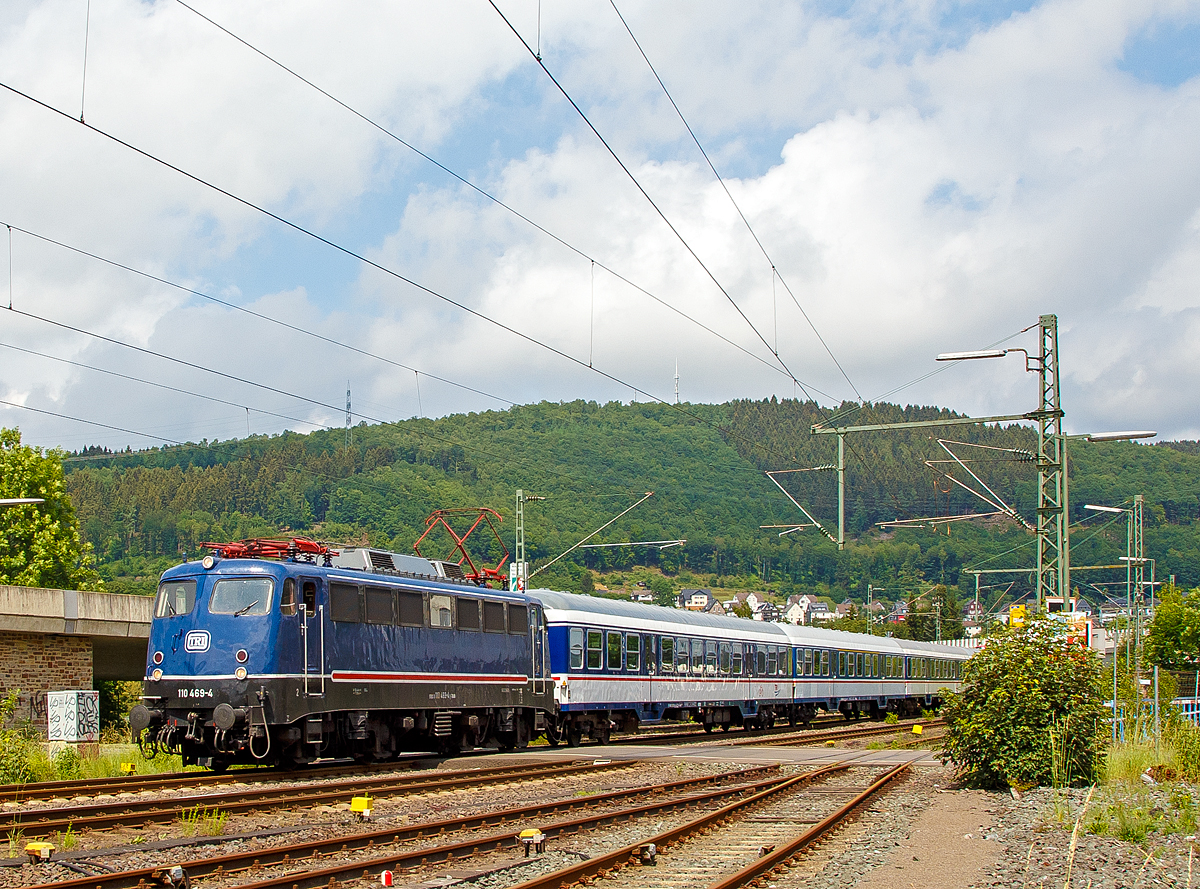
[508,604,528,635]
[280,578,297,616]
[155,579,196,618]
[210,577,273,617]
[302,580,317,614]
[330,582,361,622]
[482,600,505,632]
[587,630,603,669]
[569,628,585,669]
[458,597,481,631]
[431,594,455,629]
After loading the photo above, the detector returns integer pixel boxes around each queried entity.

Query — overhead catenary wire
[167,0,815,396]
[607,0,863,403]
[486,0,821,404]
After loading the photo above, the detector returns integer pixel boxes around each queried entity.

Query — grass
[6,829,23,859]
[52,823,78,852]
[179,805,228,837]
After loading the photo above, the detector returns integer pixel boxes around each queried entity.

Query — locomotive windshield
[209,577,273,616]
[155,579,196,618]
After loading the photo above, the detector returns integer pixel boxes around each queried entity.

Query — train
[129,539,971,769]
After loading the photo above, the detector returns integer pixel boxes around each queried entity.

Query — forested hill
[60,398,1200,599]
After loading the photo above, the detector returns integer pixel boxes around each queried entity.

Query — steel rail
[21,765,783,889]
[0,756,457,803]
[705,760,911,889]
[218,767,839,889]
[500,763,851,889]
[0,759,634,837]
[730,718,945,747]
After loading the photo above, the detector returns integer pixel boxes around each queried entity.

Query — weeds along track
[0,759,636,838]
[507,761,910,889]
[14,765,786,889]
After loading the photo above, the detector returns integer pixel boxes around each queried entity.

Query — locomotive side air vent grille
[368,551,396,570]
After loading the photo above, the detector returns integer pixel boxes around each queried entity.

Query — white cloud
[1,0,1200,452]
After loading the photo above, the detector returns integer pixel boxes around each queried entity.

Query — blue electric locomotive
[131,540,552,769]
[131,540,971,768]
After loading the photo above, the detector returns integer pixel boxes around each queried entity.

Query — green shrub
[51,746,82,780]
[0,691,53,784]
[884,712,899,724]
[941,619,1105,789]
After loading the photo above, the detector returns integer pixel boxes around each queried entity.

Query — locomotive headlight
[152,651,164,665]
[202,555,216,569]
[235,649,248,663]
[234,667,248,681]
[151,668,163,681]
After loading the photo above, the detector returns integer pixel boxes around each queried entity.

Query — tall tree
[0,428,101,590]
[1144,585,1200,670]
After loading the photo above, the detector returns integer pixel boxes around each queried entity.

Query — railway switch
[638,843,657,866]
[520,828,547,856]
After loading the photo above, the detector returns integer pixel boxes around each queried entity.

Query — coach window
[705,641,718,675]
[280,578,297,617]
[677,637,689,673]
[329,582,361,623]
[731,643,743,675]
[397,591,423,627]
[365,587,394,625]
[606,632,623,671]
[719,642,731,674]
[806,649,815,676]
[626,634,641,671]
[586,630,603,669]
[430,594,454,629]
[458,597,482,631]
[756,647,767,676]
[508,604,528,635]
[569,629,585,670]
[838,651,846,676]
[766,646,777,676]
[691,639,704,674]
[481,601,504,633]
[821,650,829,676]
[155,579,196,618]
[784,649,792,677]
[661,637,675,672]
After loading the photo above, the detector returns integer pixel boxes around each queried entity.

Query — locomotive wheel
[703,723,714,734]
[566,727,583,747]
[595,723,610,745]
[209,758,230,773]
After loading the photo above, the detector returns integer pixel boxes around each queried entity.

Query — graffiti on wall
[47,691,100,742]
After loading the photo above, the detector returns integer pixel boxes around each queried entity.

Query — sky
[1,0,1199,455]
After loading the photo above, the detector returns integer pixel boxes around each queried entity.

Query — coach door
[530,604,548,695]
[299,577,325,697]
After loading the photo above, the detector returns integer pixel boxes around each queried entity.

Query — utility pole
[674,359,680,405]
[1033,314,1066,615]
[345,381,352,451]
[513,489,545,591]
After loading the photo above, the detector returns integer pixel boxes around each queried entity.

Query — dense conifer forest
[59,398,1200,610]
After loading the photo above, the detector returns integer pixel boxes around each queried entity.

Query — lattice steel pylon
[1034,314,1066,613]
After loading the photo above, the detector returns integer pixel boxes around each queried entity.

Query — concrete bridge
[0,585,151,727]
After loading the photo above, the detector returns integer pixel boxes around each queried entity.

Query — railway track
[0,757,459,805]
[15,764,789,889]
[0,758,635,838]
[506,761,910,889]
[726,718,945,747]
